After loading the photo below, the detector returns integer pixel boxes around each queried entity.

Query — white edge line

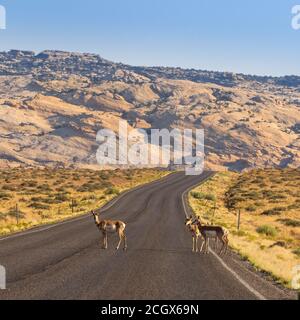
[181,174,267,301]
[0,172,176,242]
[209,250,266,300]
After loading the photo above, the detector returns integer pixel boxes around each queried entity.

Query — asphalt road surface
[0,172,294,300]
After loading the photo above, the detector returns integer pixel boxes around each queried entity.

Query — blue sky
[0,0,299,76]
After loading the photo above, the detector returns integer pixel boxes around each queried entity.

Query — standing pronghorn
[91,210,127,251]
[185,217,203,252]
[185,216,229,255]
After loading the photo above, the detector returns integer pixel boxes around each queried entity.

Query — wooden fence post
[211,201,217,224]
[69,198,77,213]
[237,209,241,231]
[15,203,19,225]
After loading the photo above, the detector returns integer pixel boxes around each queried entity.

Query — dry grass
[0,168,168,236]
[189,169,300,288]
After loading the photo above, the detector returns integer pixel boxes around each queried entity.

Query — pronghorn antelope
[91,210,127,251]
[185,217,203,252]
[185,216,229,255]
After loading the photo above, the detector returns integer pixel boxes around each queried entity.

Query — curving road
[0,172,293,300]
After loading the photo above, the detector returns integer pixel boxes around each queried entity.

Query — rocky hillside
[0,49,300,170]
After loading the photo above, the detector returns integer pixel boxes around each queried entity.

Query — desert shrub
[77,183,98,192]
[254,201,263,207]
[56,186,68,192]
[205,194,216,201]
[37,184,52,192]
[270,194,287,200]
[256,225,277,237]
[191,192,203,199]
[100,181,113,189]
[246,205,257,212]
[2,184,17,191]
[64,183,74,188]
[232,230,247,237]
[6,207,26,219]
[77,185,89,192]
[99,172,109,180]
[31,196,45,202]
[81,194,97,201]
[0,191,12,200]
[261,207,285,216]
[29,202,50,210]
[278,219,300,227]
[251,177,264,184]
[43,197,60,204]
[258,183,267,188]
[92,183,103,189]
[105,187,119,195]
[293,248,300,257]
[22,180,38,188]
[54,193,69,202]
[269,199,282,204]
[31,195,58,204]
[0,212,7,220]
[273,206,287,211]
[270,241,287,248]
[191,192,216,201]
[245,191,260,200]
[261,190,272,197]
[287,204,300,210]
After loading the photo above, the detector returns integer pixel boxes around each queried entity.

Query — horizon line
[2,48,300,79]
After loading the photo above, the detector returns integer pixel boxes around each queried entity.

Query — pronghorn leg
[206,238,210,254]
[220,242,225,255]
[223,236,229,255]
[197,236,202,252]
[219,236,225,255]
[200,238,205,253]
[101,231,106,249]
[195,236,198,252]
[116,229,127,251]
[105,232,108,249]
[123,233,127,251]
[192,236,195,252]
[116,230,122,250]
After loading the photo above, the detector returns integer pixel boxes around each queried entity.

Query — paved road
[0,172,293,300]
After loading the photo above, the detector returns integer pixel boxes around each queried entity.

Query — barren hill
[0,50,300,170]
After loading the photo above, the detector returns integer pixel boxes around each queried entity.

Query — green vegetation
[293,248,300,257]
[0,168,169,236]
[189,168,300,287]
[191,192,216,201]
[256,225,277,237]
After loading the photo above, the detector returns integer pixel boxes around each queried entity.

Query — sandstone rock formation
[0,50,299,170]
